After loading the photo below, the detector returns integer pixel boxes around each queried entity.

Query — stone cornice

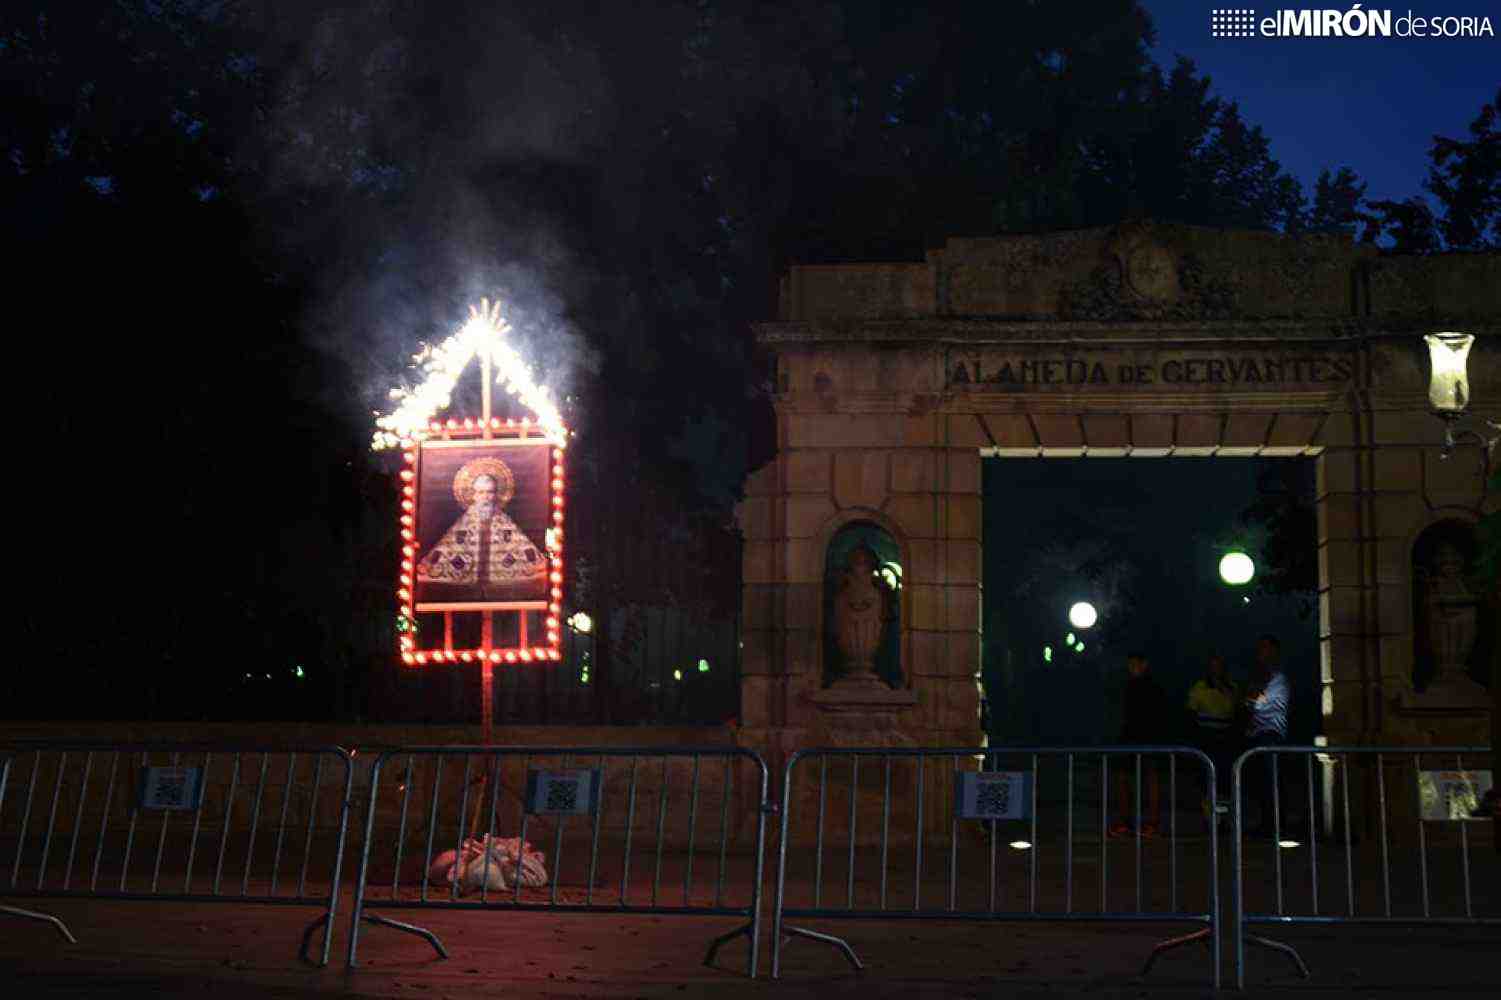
[755,318,1501,347]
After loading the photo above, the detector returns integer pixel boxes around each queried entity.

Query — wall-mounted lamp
[1424,333,1498,462]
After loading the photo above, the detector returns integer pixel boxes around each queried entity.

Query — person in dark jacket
[1112,651,1170,837]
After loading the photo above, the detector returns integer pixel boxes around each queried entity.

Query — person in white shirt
[1242,635,1290,837]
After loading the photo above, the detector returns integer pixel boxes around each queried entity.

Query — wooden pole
[480,348,493,747]
[471,343,496,840]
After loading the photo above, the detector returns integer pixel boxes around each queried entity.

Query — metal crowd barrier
[0,741,354,965]
[771,746,1221,988]
[346,745,772,977]
[1232,744,1499,988]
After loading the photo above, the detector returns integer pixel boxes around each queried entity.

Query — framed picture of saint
[412,437,552,611]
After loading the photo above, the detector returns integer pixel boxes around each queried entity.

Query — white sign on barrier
[525,768,601,816]
[954,770,1031,821]
[1417,769,1493,821]
[137,766,205,810]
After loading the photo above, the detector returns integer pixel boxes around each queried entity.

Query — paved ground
[3,888,1499,1000]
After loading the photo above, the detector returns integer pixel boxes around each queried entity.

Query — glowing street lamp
[1423,332,1498,460]
[1219,551,1255,586]
[1426,332,1473,414]
[1068,602,1098,629]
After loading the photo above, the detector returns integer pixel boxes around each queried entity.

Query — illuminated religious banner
[945,351,1355,389]
[377,299,568,667]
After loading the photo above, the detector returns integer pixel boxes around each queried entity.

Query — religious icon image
[412,439,551,609]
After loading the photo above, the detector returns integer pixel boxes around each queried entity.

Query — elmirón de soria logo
[1210,6,1495,37]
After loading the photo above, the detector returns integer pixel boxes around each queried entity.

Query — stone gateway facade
[736,222,1499,798]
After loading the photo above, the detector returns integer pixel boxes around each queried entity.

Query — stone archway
[738,222,1501,784]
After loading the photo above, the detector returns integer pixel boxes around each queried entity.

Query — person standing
[1242,635,1291,837]
[1186,652,1239,819]
[1112,652,1169,838]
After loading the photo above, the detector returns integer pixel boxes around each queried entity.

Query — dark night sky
[1148,0,1500,207]
[7,2,1493,724]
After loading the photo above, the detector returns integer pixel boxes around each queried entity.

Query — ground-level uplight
[1068,602,1098,629]
[1277,839,1301,849]
[1009,840,1033,850]
[1219,551,1255,585]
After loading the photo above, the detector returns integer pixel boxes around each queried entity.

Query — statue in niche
[831,545,894,688]
[1412,522,1493,707]
[1420,544,1485,696]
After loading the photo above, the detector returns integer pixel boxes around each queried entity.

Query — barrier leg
[0,903,77,943]
[359,912,448,960]
[779,924,862,971]
[702,920,752,970]
[1244,931,1310,980]
[1140,925,1215,982]
[298,911,339,966]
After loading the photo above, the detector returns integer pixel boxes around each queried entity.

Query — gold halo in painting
[453,456,515,507]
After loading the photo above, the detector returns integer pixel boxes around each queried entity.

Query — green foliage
[1365,196,1443,252]
[1304,166,1377,241]
[1360,87,1499,251]
[1426,86,1501,249]
[1238,463,1319,618]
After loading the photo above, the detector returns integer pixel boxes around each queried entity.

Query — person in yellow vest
[1186,652,1239,822]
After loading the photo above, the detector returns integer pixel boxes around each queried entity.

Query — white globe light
[1220,551,1255,586]
[1068,602,1098,629]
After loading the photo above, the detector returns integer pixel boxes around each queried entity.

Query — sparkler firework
[372,298,567,450]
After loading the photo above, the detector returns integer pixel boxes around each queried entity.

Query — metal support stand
[296,910,335,966]
[359,912,448,960]
[0,903,76,943]
[1140,925,1212,978]
[1242,931,1311,980]
[1142,926,1305,984]
[702,919,757,973]
[776,924,864,972]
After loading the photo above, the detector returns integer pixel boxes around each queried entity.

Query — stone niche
[822,521,904,690]
[1409,518,1495,707]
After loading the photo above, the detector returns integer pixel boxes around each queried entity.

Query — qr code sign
[154,772,187,805]
[975,779,1012,818]
[544,777,581,812]
[526,768,600,816]
[137,766,203,810]
[955,771,1029,821]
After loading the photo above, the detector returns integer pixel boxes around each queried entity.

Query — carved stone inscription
[947,351,1355,389]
